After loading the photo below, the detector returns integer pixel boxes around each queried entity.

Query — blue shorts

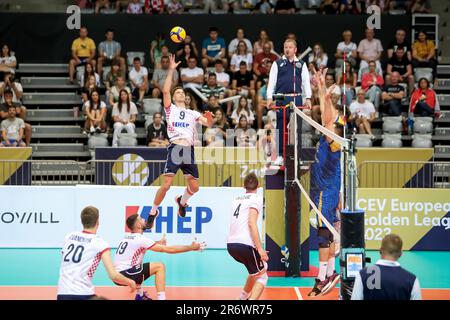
[311,189,340,228]
[1,139,23,146]
[163,143,199,179]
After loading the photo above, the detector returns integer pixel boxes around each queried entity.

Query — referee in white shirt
[267,39,312,165]
[351,234,422,300]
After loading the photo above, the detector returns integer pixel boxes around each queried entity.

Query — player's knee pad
[318,228,333,248]
[256,271,268,287]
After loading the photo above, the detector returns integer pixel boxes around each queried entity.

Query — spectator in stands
[253,30,275,56]
[410,77,440,117]
[105,60,122,92]
[412,31,437,83]
[115,0,131,12]
[150,32,168,69]
[82,74,99,103]
[95,0,110,13]
[274,0,296,14]
[308,43,328,70]
[235,115,257,146]
[381,72,406,116]
[109,75,132,106]
[180,57,205,98]
[201,27,227,70]
[388,0,411,11]
[228,28,253,58]
[311,73,342,121]
[112,89,138,147]
[386,47,414,93]
[129,57,149,106]
[255,63,273,129]
[205,108,229,147]
[80,63,100,88]
[201,72,226,100]
[230,41,253,72]
[231,61,256,104]
[178,43,197,70]
[0,44,17,79]
[0,89,31,146]
[176,34,199,58]
[361,60,384,109]
[387,29,412,61]
[0,72,23,103]
[231,96,255,127]
[127,0,143,13]
[358,28,384,75]
[145,0,165,13]
[185,92,200,112]
[0,105,26,148]
[325,73,342,102]
[339,0,364,13]
[410,0,431,13]
[97,29,126,78]
[151,55,179,98]
[349,89,377,138]
[202,95,222,113]
[167,0,184,13]
[319,0,340,14]
[258,121,277,163]
[214,60,230,88]
[147,112,169,147]
[253,0,275,14]
[84,90,107,134]
[255,59,272,92]
[335,30,358,69]
[337,61,358,107]
[253,42,278,78]
[69,27,96,84]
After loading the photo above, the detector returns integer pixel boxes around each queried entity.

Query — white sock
[318,261,328,281]
[150,205,158,216]
[157,291,166,300]
[327,257,335,277]
[239,291,250,300]
[180,187,194,206]
[137,286,143,296]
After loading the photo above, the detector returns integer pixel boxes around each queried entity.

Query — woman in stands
[412,30,438,84]
[205,108,229,147]
[111,89,138,147]
[231,96,255,128]
[337,61,358,107]
[80,63,100,88]
[230,41,253,73]
[409,78,440,118]
[84,90,107,134]
[0,44,17,80]
[308,43,328,70]
[185,91,200,112]
[178,43,197,70]
[253,30,275,56]
[235,115,256,147]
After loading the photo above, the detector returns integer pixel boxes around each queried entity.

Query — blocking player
[227,173,268,300]
[146,54,213,228]
[307,68,342,297]
[114,213,206,300]
[56,206,136,300]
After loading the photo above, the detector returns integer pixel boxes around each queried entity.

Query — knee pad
[318,228,334,248]
[256,272,268,287]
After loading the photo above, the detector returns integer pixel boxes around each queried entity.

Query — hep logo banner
[125,206,212,234]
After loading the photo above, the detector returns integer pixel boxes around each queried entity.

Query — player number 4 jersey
[57,231,110,296]
[165,103,201,145]
[114,233,156,272]
[227,193,264,248]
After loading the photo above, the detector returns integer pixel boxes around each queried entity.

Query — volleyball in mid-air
[170,26,186,43]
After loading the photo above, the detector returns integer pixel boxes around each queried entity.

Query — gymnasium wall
[0,13,410,64]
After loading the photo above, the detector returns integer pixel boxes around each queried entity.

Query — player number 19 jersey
[57,231,110,296]
[114,233,156,272]
[227,193,264,248]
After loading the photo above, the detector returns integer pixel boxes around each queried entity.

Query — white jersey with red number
[227,192,264,248]
[114,233,156,272]
[57,231,110,296]
[165,103,201,145]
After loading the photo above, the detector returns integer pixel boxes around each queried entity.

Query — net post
[340,135,366,300]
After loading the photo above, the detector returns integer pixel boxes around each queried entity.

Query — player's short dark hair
[126,214,139,231]
[244,172,259,191]
[171,86,185,97]
[133,57,141,62]
[81,206,99,229]
[381,234,403,259]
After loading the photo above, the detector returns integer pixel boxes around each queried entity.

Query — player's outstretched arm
[101,250,137,292]
[150,240,207,254]
[314,68,338,131]
[162,54,181,108]
[248,208,268,262]
[197,110,214,128]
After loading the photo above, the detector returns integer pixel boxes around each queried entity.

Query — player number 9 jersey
[165,103,201,146]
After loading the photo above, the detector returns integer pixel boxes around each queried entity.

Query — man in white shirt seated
[128,57,148,107]
[180,56,205,104]
[349,89,377,139]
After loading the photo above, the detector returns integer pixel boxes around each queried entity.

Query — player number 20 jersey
[57,231,110,296]
[227,193,264,248]
[114,233,156,272]
[165,103,201,145]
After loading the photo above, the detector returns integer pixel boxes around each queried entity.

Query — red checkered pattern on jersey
[87,252,102,279]
[131,247,146,267]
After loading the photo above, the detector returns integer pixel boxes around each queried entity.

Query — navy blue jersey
[311,136,341,192]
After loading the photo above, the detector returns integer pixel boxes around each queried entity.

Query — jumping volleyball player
[227,173,268,300]
[307,68,343,297]
[146,54,213,227]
